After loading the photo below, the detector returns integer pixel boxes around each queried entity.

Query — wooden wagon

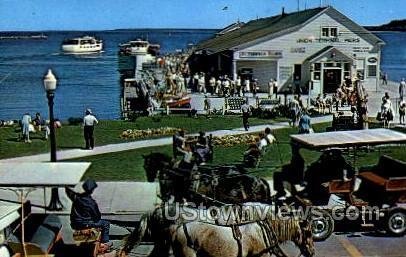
[283,129,406,240]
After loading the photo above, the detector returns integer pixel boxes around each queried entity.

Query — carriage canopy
[290,128,406,150]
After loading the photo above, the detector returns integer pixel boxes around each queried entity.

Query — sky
[0,0,405,31]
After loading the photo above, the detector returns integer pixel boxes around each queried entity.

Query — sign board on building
[296,37,360,43]
[239,50,282,58]
[290,47,306,53]
[368,57,378,63]
[353,46,371,53]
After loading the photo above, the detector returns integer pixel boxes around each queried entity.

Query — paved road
[315,232,406,257]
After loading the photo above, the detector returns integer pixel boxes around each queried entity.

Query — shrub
[68,117,82,126]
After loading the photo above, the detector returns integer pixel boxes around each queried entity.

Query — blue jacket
[299,114,311,133]
[66,186,101,228]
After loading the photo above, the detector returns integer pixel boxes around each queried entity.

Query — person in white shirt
[223,76,230,97]
[215,78,222,95]
[21,113,32,143]
[264,127,276,144]
[268,79,274,99]
[244,78,250,94]
[235,76,242,96]
[198,73,206,93]
[257,133,268,152]
[209,77,216,95]
[83,109,98,150]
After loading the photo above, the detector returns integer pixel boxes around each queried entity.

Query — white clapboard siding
[236,12,378,91]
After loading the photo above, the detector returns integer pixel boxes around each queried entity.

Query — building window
[321,27,338,38]
[356,59,365,80]
[330,28,338,37]
[314,63,321,71]
[368,65,377,77]
[322,27,329,37]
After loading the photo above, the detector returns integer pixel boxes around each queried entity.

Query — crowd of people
[165,70,279,98]
[377,78,406,127]
[19,112,51,143]
[16,108,99,151]
[159,53,280,99]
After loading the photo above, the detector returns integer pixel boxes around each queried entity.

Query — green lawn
[0,115,283,159]
[67,122,405,182]
[3,118,405,181]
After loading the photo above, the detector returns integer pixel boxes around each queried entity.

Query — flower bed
[121,127,180,139]
[212,134,257,147]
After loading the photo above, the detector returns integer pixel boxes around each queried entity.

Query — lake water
[0,29,216,120]
[0,30,404,120]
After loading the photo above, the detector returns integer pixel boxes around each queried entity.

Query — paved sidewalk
[0,115,332,162]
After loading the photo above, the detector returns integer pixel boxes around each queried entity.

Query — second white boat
[61,36,103,54]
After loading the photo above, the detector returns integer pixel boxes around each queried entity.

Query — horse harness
[254,220,287,257]
[182,220,287,257]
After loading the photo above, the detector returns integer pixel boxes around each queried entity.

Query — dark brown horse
[143,152,271,204]
[120,204,315,257]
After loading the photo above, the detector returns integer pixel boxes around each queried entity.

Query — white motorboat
[61,36,103,54]
[129,39,149,55]
[119,39,160,56]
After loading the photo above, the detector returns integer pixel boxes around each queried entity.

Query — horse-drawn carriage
[277,129,406,240]
[143,152,271,205]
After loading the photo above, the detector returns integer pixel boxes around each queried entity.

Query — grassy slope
[69,122,405,182]
[0,115,281,159]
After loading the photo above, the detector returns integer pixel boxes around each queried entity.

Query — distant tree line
[365,19,406,31]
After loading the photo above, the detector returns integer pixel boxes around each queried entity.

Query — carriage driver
[65,179,112,251]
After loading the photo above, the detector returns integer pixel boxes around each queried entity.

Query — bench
[359,172,406,192]
[72,228,102,257]
[328,179,369,206]
[359,155,406,177]
[257,98,280,107]
[166,106,193,115]
[9,214,62,257]
[372,155,405,178]
[224,97,245,114]
[359,155,406,190]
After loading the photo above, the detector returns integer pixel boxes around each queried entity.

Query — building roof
[197,6,384,54]
[304,46,354,63]
[216,21,245,36]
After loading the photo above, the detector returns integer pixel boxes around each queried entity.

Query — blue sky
[0,0,404,31]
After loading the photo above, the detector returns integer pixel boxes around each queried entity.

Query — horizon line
[0,28,222,33]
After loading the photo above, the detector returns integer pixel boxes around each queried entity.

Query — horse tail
[120,213,149,255]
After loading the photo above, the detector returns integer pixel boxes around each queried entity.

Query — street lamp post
[43,69,63,210]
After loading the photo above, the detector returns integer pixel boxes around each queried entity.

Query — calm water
[0,30,404,120]
[0,29,216,120]
[375,32,406,82]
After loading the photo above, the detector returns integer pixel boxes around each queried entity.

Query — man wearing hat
[65,179,111,249]
[83,108,98,150]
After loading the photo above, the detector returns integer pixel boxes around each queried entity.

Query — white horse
[119,203,315,257]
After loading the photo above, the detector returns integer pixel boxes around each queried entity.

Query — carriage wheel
[310,208,334,241]
[385,208,406,236]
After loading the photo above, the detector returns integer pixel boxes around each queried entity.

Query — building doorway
[323,69,341,93]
